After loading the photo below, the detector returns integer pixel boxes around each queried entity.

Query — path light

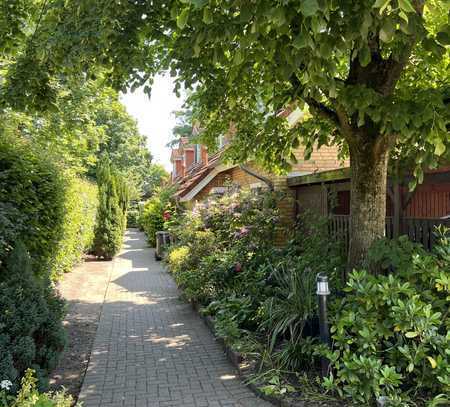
[316,272,331,377]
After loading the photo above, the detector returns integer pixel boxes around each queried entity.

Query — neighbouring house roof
[173,150,228,201]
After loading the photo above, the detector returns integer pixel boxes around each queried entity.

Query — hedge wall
[0,135,65,276]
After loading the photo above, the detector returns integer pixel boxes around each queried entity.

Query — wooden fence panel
[328,216,449,252]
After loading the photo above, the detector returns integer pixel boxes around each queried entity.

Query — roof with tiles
[173,150,223,199]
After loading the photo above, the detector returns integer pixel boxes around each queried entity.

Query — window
[194,144,202,163]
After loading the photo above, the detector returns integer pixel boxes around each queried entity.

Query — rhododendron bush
[167,188,280,304]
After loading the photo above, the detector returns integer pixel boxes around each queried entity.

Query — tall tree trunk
[348,138,390,271]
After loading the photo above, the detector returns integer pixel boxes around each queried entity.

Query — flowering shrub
[167,189,279,303]
[324,229,450,406]
[139,186,177,247]
[167,189,347,377]
[0,369,74,407]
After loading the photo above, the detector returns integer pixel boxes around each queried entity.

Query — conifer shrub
[92,157,128,259]
[0,243,66,390]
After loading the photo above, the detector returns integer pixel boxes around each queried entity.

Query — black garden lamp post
[316,272,331,377]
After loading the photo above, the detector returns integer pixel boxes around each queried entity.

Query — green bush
[324,230,450,406]
[139,186,176,247]
[52,175,97,278]
[167,230,217,303]
[165,189,348,393]
[92,157,128,260]
[0,243,66,390]
[127,206,140,228]
[167,189,279,303]
[0,369,74,407]
[0,135,65,276]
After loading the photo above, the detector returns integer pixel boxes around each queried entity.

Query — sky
[120,74,185,171]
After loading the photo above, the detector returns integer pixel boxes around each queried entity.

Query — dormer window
[194,144,202,163]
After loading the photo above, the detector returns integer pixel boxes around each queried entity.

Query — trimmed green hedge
[52,176,97,279]
[0,135,65,276]
[0,134,98,390]
[0,135,99,279]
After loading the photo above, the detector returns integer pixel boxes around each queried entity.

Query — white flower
[0,380,12,391]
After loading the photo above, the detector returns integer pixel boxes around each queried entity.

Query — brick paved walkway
[79,229,270,407]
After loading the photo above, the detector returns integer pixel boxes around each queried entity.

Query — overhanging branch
[304,97,339,127]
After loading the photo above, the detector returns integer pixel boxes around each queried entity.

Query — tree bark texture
[347,138,390,271]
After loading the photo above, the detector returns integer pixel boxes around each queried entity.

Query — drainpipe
[239,165,274,191]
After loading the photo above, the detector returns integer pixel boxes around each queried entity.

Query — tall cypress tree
[92,156,128,260]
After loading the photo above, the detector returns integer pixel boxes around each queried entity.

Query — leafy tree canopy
[142,164,170,199]
[2,0,448,174]
[1,73,154,198]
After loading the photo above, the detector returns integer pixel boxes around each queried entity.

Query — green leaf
[405,331,419,338]
[408,178,417,192]
[299,0,319,18]
[177,8,190,29]
[358,44,371,67]
[203,7,213,24]
[329,80,336,98]
[373,0,391,14]
[292,33,310,49]
[193,43,201,57]
[436,31,450,45]
[373,0,389,8]
[233,49,244,65]
[399,11,409,23]
[434,139,446,156]
[268,8,286,27]
[379,19,395,43]
[398,0,416,14]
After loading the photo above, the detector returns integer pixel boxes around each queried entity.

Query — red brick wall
[185,150,195,169]
[175,160,184,178]
[201,146,208,165]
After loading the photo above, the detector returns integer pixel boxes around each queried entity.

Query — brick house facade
[170,139,349,244]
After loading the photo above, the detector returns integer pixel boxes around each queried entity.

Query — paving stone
[79,230,270,407]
